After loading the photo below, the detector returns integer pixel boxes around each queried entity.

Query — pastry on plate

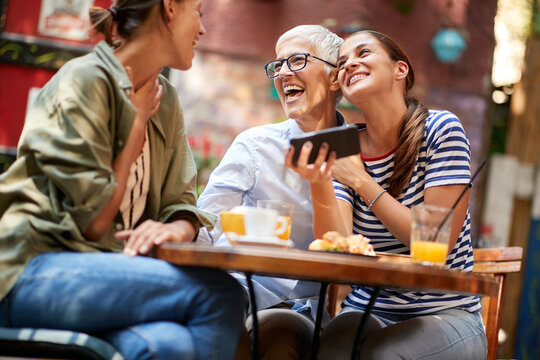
[309,231,375,256]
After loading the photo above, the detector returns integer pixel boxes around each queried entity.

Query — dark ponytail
[388,96,428,197]
[89,0,165,46]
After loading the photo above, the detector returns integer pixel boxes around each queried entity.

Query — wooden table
[157,243,498,359]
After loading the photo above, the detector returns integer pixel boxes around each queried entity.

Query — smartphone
[290,124,365,166]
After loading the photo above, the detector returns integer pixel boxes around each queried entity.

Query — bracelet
[367,189,387,211]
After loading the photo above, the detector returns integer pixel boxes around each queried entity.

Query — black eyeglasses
[264,53,337,78]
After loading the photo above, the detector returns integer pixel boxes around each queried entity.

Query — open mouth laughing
[283,84,305,102]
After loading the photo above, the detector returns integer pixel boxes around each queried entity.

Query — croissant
[309,231,375,256]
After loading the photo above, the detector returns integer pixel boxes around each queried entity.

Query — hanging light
[431,28,466,63]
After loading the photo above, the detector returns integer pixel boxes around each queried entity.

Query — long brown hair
[355,30,428,198]
[89,0,170,46]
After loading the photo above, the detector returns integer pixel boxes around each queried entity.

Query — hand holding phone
[289,124,364,166]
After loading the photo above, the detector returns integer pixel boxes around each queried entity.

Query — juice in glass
[410,240,448,265]
[410,204,453,267]
[276,216,291,240]
[220,210,245,235]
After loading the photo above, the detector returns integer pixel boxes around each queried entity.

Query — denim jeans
[0,252,247,360]
[318,307,487,360]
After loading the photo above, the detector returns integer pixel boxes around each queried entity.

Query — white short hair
[276,25,344,105]
[276,25,343,73]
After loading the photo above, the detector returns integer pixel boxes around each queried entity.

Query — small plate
[226,233,294,248]
[376,252,410,258]
[314,249,377,258]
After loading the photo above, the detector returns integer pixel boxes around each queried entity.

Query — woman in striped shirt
[286,30,487,359]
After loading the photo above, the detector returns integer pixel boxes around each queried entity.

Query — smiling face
[273,37,338,124]
[337,32,408,105]
[168,0,206,70]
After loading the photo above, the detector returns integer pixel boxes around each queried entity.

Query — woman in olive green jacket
[0,1,245,359]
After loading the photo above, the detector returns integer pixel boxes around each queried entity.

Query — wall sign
[38,0,93,40]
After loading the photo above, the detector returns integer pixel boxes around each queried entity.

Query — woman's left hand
[331,154,367,188]
[117,219,195,257]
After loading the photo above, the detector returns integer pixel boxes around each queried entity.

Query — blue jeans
[0,252,246,360]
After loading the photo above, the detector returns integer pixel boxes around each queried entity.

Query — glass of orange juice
[220,206,247,237]
[256,200,294,241]
[410,204,453,267]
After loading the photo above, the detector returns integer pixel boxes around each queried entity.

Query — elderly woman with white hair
[197,24,344,359]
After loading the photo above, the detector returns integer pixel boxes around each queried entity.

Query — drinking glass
[257,200,294,240]
[220,207,246,236]
[244,207,287,238]
[410,204,453,267]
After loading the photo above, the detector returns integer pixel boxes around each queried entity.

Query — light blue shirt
[197,113,345,322]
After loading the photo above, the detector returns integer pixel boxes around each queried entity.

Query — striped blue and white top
[334,110,481,316]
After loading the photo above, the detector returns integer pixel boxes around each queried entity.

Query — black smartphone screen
[289,124,364,166]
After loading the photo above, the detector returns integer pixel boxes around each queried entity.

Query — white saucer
[226,233,294,248]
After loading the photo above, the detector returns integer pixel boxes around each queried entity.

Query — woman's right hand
[84,68,162,242]
[285,142,349,237]
[126,67,163,126]
[284,141,336,185]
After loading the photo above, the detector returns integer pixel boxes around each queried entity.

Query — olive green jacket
[0,41,216,300]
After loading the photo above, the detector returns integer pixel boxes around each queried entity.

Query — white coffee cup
[244,207,288,238]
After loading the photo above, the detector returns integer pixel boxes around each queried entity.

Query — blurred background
[0,0,539,358]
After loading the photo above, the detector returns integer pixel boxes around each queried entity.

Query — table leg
[350,286,381,360]
[245,273,259,360]
[310,281,329,360]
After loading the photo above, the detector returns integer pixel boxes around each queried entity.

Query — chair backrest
[473,246,523,360]
[0,327,124,360]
